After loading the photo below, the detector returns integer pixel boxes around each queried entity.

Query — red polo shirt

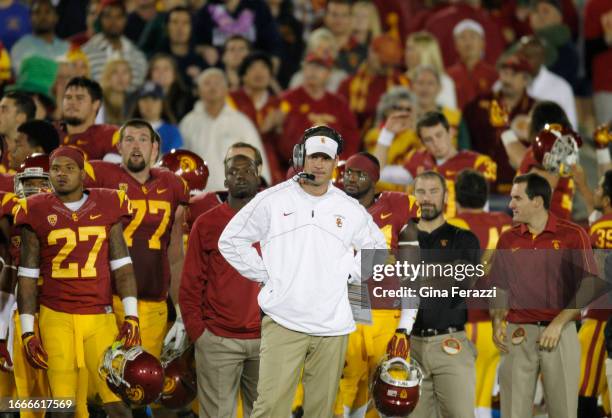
[492,213,598,323]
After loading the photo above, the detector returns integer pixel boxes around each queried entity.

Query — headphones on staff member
[292,125,344,171]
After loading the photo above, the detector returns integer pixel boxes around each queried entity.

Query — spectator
[271,53,360,172]
[0,91,35,172]
[324,0,366,74]
[65,47,90,78]
[446,19,498,110]
[148,53,194,121]
[584,0,612,124]
[412,65,461,144]
[0,0,31,51]
[100,58,132,126]
[351,0,382,48]
[404,31,457,110]
[338,34,408,133]
[229,51,282,182]
[68,0,99,47]
[518,35,577,129]
[131,81,183,154]
[461,54,535,200]
[193,0,282,67]
[6,55,58,120]
[179,68,271,190]
[125,0,158,44]
[363,86,419,191]
[154,6,207,88]
[265,0,304,89]
[12,119,59,170]
[10,0,69,73]
[0,42,11,94]
[529,0,579,91]
[82,0,147,92]
[289,28,348,93]
[222,35,252,91]
[423,0,506,68]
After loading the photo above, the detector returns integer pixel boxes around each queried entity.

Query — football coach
[219,125,387,418]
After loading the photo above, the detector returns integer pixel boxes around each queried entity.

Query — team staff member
[447,169,512,417]
[374,111,496,218]
[15,146,139,418]
[491,173,598,418]
[408,170,481,418]
[58,77,119,161]
[578,171,612,418]
[180,154,262,418]
[340,152,419,417]
[219,126,387,418]
[186,142,266,230]
[84,119,189,359]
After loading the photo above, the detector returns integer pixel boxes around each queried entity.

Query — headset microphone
[297,172,315,181]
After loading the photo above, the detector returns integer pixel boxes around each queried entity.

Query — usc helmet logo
[163,377,177,395]
[179,156,196,172]
[126,385,145,402]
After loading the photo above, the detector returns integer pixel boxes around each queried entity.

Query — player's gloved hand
[22,332,47,370]
[0,339,12,372]
[594,123,611,149]
[386,329,410,359]
[117,316,141,348]
[163,316,187,351]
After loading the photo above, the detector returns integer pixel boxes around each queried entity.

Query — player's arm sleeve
[348,208,388,284]
[179,220,208,343]
[218,194,270,283]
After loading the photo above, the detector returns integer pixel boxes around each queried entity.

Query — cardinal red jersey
[84,161,189,301]
[584,213,612,320]
[185,191,228,231]
[368,192,419,250]
[463,91,535,193]
[404,149,497,217]
[277,86,360,170]
[0,173,16,218]
[58,123,119,160]
[491,213,597,323]
[448,211,512,321]
[13,189,132,314]
[518,147,574,220]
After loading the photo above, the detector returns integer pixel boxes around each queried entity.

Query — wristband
[18,267,39,278]
[110,257,132,271]
[597,148,611,165]
[20,313,34,334]
[501,129,519,147]
[377,128,395,147]
[122,296,138,318]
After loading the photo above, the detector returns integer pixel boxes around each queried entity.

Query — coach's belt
[411,326,465,337]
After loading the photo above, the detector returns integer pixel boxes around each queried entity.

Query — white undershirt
[63,193,88,212]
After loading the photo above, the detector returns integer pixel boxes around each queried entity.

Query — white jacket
[219,179,387,336]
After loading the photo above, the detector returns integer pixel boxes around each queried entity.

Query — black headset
[292,126,344,171]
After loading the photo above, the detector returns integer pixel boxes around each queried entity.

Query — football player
[374,111,497,218]
[15,146,140,417]
[59,77,119,161]
[84,119,189,363]
[339,151,419,418]
[447,169,512,417]
[0,154,51,418]
[577,170,612,418]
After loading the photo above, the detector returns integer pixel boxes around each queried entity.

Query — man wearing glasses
[375,111,497,217]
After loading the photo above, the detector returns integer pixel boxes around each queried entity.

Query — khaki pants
[409,331,476,418]
[251,316,348,418]
[195,329,260,418]
[500,323,580,418]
